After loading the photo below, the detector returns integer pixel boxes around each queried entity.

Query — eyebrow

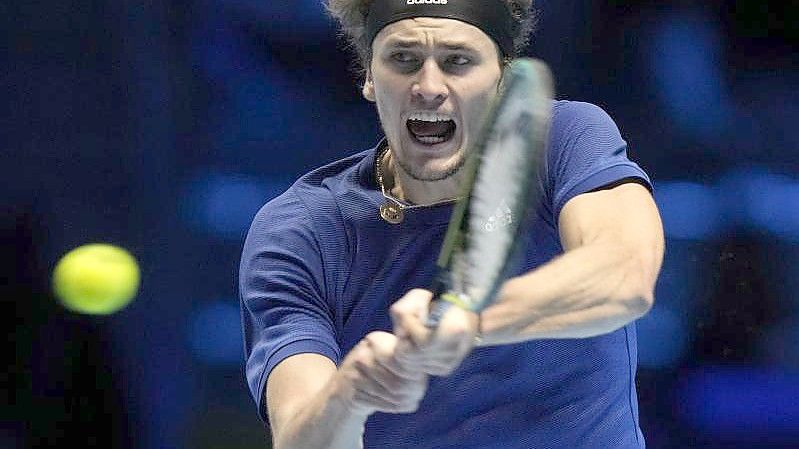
[386,40,478,52]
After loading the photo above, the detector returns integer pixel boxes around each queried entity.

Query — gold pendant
[380,201,404,224]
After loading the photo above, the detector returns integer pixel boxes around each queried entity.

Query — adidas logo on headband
[407,0,448,4]
[367,0,515,57]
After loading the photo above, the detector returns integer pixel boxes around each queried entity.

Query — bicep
[266,353,337,438]
[558,182,665,286]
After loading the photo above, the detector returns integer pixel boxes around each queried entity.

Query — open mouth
[406,112,456,145]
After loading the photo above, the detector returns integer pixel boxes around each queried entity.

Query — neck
[381,149,463,205]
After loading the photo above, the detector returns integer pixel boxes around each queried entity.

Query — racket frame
[428,58,554,326]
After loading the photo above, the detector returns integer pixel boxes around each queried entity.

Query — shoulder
[551,100,622,137]
[250,147,376,227]
[553,100,611,117]
[294,148,375,192]
[544,100,651,219]
[243,145,378,254]
[546,100,627,164]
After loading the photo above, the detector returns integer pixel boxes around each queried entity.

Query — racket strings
[440,58,554,313]
[462,101,533,308]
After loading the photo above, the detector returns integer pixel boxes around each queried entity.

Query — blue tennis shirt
[240,101,651,448]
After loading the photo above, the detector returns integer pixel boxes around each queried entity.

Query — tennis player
[239,1,664,448]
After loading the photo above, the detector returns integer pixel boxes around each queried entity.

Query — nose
[411,59,448,106]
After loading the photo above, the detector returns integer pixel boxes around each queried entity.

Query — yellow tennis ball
[52,243,140,315]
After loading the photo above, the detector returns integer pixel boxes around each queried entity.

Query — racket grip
[426,271,452,328]
[426,297,452,328]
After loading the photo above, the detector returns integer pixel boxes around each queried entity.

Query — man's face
[366,17,503,182]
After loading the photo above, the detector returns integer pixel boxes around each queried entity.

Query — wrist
[329,371,374,420]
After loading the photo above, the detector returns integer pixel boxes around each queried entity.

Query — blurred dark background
[2,1,797,448]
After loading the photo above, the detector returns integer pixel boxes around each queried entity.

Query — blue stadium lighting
[640,241,703,369]
[187,300,244,366]
[192,17,258,82]
[716,169,756,230]
[193,23,304,146]
[218,0,330,36]
[649,12,734,142]
[181,173,291,241]
[654,181,723,240]
[677,367,799,441]
[636,303,689,369]
[719,169,799,241]
[759,319,799,367]
[193,26,342,155]
[745,174,799,242]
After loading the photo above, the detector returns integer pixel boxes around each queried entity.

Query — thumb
[394,334,421,366]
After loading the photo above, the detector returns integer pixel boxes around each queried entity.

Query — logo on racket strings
[483,200,513,232]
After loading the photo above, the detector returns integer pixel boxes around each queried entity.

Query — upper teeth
[408,112,452,122]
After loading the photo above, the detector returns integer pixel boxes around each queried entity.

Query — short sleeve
[547,101,652,220]
[239,189,340,423]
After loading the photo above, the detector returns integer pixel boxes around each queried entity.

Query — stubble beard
[395,148,467,182]
[376,105,467,182]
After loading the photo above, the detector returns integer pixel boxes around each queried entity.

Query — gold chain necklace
[375,147,460,224]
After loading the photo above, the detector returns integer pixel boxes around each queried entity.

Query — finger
[365,331,424,380]
[378,347,424,380]
[356,364,397,397]
[406,312,436,349]
[353,353,411,401]
[395,337,459,376]
[352,358,427,412]
[435,305,479,346]
[394,335,425,367]
[393,305,479,378]
[395,308,469,358]
[353,386,410,413]
[426,308,480,375]
[390,289,433,338]
[417,361,458,377]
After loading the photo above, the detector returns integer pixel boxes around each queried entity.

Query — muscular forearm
[480,240,658,345]
[271,332,427,449]
[272,374,369,449]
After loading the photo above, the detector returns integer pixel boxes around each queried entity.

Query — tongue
[408,120,453,137]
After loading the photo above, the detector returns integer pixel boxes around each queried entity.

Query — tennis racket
[426,57,554,328]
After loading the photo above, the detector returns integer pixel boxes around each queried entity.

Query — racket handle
[426,297,452,328]
[426,271,452,328]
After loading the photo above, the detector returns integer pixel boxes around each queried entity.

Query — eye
[447,55,471,66]
[391,52,417,64]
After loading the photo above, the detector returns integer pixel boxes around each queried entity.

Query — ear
[362,71,376,102]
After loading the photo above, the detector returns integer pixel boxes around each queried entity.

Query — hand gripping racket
[426,58,554,328]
